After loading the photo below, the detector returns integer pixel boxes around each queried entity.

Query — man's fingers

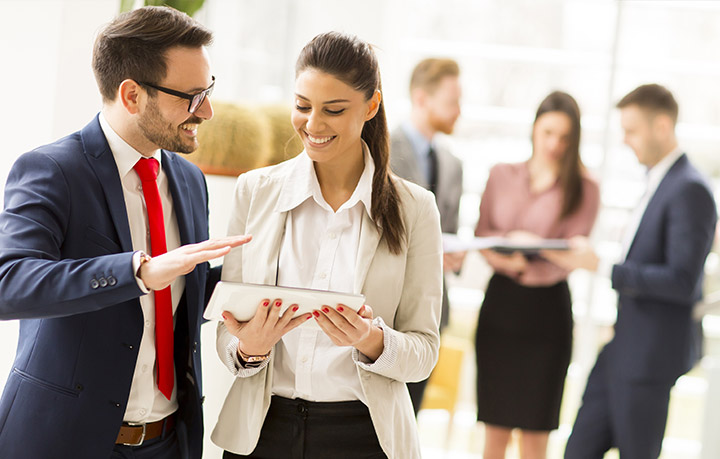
[186,246,234,266]
[181,235,252,255]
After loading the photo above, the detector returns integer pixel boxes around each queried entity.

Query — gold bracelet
[237,347,270,366]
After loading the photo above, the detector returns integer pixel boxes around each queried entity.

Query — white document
[204,281,366,323]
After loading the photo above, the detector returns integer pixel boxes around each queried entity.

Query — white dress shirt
[619,148,684,261]
[271,146,374,402]
[99,113,184,423]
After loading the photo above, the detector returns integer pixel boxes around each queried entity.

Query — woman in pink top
[474,91,600,459]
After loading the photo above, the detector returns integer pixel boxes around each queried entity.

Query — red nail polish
[221,313,228,321]
[322,307,329,313]
[306,315,312,320]
[262,301,269,307]
[292,306,299,312]
[313,311,320,318]
[275,300,282,307]
[337,306,344,312]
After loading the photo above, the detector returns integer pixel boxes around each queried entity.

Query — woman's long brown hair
[533,91,585,219]
[295,32,405,254]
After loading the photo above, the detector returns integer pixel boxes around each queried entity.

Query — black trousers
[224,396,387,459]
[564,350,673,459]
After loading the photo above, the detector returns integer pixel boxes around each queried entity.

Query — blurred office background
[1,0,720,457]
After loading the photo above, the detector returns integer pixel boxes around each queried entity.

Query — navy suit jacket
[0,116,217,458]
[604,154,717,383]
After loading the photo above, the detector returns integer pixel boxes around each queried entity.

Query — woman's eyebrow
[295,93,350,104]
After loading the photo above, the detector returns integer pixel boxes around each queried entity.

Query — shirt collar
[646,147,683,190]
[401,120,433,157]
[99,112,163,178]
[276,141,375,219]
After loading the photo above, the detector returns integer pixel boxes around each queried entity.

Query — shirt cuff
[132,251,150,294]
[352,316,397,373]
[224,335,271,377]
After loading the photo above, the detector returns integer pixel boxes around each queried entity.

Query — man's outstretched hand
[138,235,251,291]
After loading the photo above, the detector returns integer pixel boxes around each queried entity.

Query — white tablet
[204,281,366,324]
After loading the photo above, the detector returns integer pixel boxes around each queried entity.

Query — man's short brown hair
[92,6,213,102]
[409,58,460,94]
[616,83,679,124]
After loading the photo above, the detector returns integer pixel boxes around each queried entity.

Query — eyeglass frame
[138,76,215,114]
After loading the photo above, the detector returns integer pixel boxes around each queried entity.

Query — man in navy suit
[0,7,249,459]
[544,84,717,458]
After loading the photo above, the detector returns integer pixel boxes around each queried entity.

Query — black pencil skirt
[223,396,387,459]
[475,273,573,431]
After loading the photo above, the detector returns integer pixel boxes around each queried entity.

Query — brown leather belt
[116,414,175,446]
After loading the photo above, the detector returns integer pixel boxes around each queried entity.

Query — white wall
[0,0,116,388]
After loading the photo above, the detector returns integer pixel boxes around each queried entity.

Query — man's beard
[429,113,455,136]
[139,99,202,154]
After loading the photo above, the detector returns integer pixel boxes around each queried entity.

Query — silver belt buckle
[122,422,147,446]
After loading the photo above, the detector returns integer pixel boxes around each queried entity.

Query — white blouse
[270,146,374,402]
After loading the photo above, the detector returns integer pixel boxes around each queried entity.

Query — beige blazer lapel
[353,210,382,294]
[242,208,288,285]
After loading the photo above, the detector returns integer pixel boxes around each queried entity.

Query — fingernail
[292,306,299,312]
[322,307,329,313]
[306,315,312,320]
[313,311,320,318]
[262,301,269,307]
[221,313,228,321]
[337,306,344,312]
[275,300,282,307]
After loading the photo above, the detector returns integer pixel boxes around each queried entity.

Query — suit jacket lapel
[394,129,425,187]
[244,210,288,285]
[81,116,134,253]
[354,210,381,294]
[626,154,686,259]
[161,150,194,246]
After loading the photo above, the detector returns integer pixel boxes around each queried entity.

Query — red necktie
[134,157,174,400]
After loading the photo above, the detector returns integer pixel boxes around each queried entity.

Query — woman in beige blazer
[211,32,442,459]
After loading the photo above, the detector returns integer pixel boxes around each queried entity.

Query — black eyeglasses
[139,76,215,114]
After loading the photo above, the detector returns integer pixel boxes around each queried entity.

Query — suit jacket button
[99,277,108,288]
[107,276,117,286]
[90,279,99,289]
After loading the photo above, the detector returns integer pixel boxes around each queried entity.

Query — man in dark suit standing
[0,7,250,459]
[390,58,464,414]
[544,84,717,459]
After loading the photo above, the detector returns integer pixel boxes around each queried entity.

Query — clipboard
[491,239,570,255]
[204,281,366,325]
[442,233,569,255]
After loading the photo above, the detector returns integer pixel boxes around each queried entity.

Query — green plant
[120,0,206,17]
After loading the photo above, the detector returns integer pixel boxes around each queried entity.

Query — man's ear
[410,87,426,109]
[118,79,143,115]
[365,89,382,121]
[652,112,674,140]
